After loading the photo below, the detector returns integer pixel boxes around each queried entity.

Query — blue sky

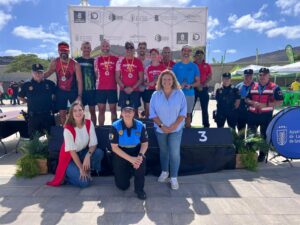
[0,0,299,62]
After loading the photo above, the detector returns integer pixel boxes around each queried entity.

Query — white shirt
[63,122,98,152]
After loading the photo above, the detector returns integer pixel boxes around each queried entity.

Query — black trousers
[194,87,210,127]
[113,149,146,193]
[237,109,248,131]
[247,112,273,139]
[28,113,55,138]
[216,109,238,129]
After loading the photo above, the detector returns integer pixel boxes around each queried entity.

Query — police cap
[244,69,253,75]
[222,72,231,78]
[121,100,135,111]
[194,49,205,56]
[32,63,44,72]
[259,67,270,74]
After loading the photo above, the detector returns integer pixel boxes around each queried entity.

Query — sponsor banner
[267,107,300,159]
[68,6,207,57]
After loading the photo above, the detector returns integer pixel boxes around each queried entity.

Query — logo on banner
[74,11,86,23]
[154,34,169,42]
[177,32,188,44]
[277,128,287,146]
[154,15,159,21]
[131,14,148,22]
[193,33,200,41]
[108,13,123,22]
[90,12,98,20]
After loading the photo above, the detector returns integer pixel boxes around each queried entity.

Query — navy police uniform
[215,73,241,129]
[235,69,255,131]
[18,64,56,137]
[109,118,148,194]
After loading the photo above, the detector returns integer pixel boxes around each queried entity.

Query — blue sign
[267,107,300,158]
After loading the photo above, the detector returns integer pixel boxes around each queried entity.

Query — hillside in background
[233,46,300,64]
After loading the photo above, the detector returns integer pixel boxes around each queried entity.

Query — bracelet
[158,123,164,128]
[138,153,146,159]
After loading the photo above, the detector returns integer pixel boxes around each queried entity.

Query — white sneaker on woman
[170,177,179,190]
[158,171,169,183]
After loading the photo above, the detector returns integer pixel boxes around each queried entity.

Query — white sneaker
[170,177,179,190]
[158,171,169,183]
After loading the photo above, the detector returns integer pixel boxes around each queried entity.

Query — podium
[48,126,235,175]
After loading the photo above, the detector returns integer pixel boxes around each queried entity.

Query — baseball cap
[32,63,44,72]
[125,41,135,49]
[58,42,70,52]
[222,72,231,78]
[244,69,254,75]
[121,100,135,111]
[194,49,205,56]
[259,68,270,74]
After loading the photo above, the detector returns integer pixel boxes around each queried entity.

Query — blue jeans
[66,148,104,188]
[155,129,183,178]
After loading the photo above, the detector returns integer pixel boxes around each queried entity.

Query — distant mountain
[233,46,300,64]
[0,56,14,65]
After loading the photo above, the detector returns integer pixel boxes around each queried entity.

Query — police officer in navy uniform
[18,64,56,138]
[214,72,241,129]
[246,68,283,162]
[235,69,255,132]
[109,100,149,200]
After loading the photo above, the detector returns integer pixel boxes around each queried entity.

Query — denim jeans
[155,129,183,178]
[65,148,104,188]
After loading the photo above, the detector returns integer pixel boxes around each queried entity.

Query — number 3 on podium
[198,131,207,142]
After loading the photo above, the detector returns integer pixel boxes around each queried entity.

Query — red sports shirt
[95,55,118,90]
[145,64,166,90]
[195,60,212,86]
[117,57,144,91]
[160,60,175,70]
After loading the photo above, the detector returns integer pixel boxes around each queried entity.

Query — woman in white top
[64,102,104,187]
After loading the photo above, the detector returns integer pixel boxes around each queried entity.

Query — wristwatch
[158,123,164,128]
[138,153,146,159]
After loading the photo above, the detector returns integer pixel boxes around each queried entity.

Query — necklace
[60,58,70,82]
[103,56,110,76]
[126,57,134,79]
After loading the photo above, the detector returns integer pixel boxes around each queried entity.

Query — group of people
[214,68,283,161]
[19,39,284,199]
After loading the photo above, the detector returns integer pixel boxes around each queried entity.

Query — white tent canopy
[272,62,300,74]
[234,64,266,75]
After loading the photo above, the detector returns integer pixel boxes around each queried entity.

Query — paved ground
[1,101,300,225]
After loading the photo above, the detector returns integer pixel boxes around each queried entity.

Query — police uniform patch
[45,84,49,90]
[119,130,123,136]
[126,100,130,105]
[29,86,33,91]
[145,130,148,139]
[135,132,141,136]
[109,133,114,140]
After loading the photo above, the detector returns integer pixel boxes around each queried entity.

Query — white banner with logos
[68,6,208,57]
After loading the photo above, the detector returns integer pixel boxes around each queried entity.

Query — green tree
[5,54,50,73]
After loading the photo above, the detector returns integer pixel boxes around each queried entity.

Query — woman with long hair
[47,102,104,187]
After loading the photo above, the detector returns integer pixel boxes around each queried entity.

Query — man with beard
[173,45,200,128]
[160,46,175,70]
[116,42,144,117]
[75,41,97,125]
[193,49,212,128]
[137,42,151,68]
[94,39,119,125]
[44,42,83,125]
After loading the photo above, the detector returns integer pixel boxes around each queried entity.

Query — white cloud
[228,5,277,33]
[276,0,300,16]
[0,10,12,30]
[266,25,300,39]
[207,16,225,40]
[110,0,191,7]
[212,49,221,53]
[227,49,237,54]
[0,0,38,11]
[4,49,56,59]
[12,23,69,42]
